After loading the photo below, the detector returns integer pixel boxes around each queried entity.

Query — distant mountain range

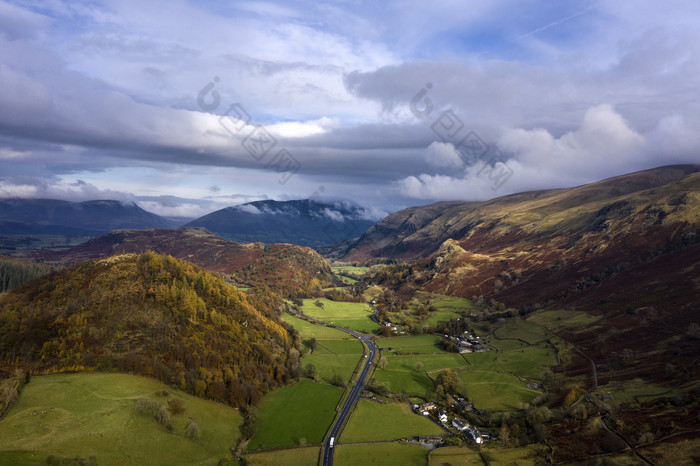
[0,199,179,236]
[0,198,379,247]
[185,199,379,246]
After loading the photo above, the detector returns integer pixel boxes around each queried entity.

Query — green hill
[0,372,242,465]
[0,252,299,407]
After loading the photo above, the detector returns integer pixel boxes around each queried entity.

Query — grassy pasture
[334,442,428,466]
[372,353,468,396]
[452,369,541,410]
[429,445,545,465]
[465,343,557,379]
[492,317,550,344]
[377,334,449,354]
[342,400,443,442]
[244,446,320,465]
[526,308,602,331]
[331,265,371,274]
[281,313,352,340]
[0,373,242,466]
[247,380,342,451]
[301,299,379,333]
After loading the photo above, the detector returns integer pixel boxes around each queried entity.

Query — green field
[0,373,242,465]
[331,265,371,274]
[372,353,468,396]
[413,294,472,328]
[304,339,364,383]
[428,446,483,465]
[465,343,556,379]
[452,369,541,410]
[281,313,353,340]
[247,380,343,451]
[334,443,428,466]
[244,446,320,465]
[429,445,544,465]
[301,299,379,333]
[594,378,681,404]
[492,317,550,344]
[377,334,449,354]
[342,400,443,442]
[526,308,602,331]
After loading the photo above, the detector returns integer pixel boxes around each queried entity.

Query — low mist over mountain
[185,199,380,246]
[0,199,179,236]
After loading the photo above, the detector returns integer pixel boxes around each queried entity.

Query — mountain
[31,227,337,296]
[341,165,700,261]
[0,199,180,236]
[185,199,379,246]
[0,252,299,407]
[344,165,700,312]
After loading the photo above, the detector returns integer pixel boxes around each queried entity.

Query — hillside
[0,252,299,407]
[0,373,243,465]
[344,165,700,316]
[185,199,378,246]
[31,227,337,296]
[0,199,179,236]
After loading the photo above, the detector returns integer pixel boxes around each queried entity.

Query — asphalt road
[323,330,377,466]
[287,303,378,466]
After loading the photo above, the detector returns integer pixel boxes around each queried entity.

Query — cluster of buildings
[444,332,489,353]
[413,403,488,444]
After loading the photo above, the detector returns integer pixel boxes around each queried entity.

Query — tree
[330,374,345,388]
[156,406,171,425]
[168,398,185,415]
[414,361,424,372]
[185,422,201,439]
[314,300,324,309]
[239,406,258,439]
[499,425,511,447]
[304,363,317,379]
[378,356,388,369]
[436,369,459,393]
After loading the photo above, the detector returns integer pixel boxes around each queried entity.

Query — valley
[0,166,698,465]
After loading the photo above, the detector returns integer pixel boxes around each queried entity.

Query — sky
[0,0,699,219]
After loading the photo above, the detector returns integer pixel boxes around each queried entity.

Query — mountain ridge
[185,199,379,246]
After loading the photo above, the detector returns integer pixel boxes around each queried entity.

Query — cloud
[397,104,700,203]
[236,204,262,215]
[1,0,699,217]
[425,141,464,169]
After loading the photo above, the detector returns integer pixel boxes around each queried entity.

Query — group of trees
[0,258,53,293]
[0,252,302,409]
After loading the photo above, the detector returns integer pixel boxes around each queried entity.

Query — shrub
[185,422,201,439]
[168,398,186,415]
[156,406,171,425]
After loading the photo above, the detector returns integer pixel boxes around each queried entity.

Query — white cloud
[322,208,345,222]
[236,204,262,215]
[425,141,464,169]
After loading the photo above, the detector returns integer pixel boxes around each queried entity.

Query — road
[323,329,377,466]
[286,303,378,466]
